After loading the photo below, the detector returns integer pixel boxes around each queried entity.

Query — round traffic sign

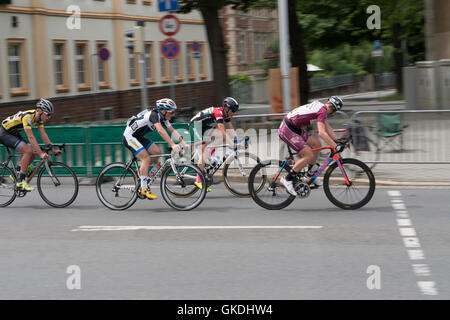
[159,14,180,37]
[98,47,110,61]
[160,38,180,60]
[191,41,201,52]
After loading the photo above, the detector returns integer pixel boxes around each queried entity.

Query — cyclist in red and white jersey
[188,97,239,192]
[279,96,344,195]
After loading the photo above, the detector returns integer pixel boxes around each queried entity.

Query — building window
[8,44,21,89]
[101,107,113,120]
[173,56,183,82]
[199,42,207,79]
[129,52,139,86]
[239,33,246,64]
[53,40,69,93]
[144,42,155,84]
[186,42,195,81]
[142,0,152,5]
[7,39,28,96]
[160,55,169,82]
[96,41,110,89]
[75,41,91,91]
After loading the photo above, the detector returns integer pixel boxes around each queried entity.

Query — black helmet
[328,96,343,111]
[223,97,239,112]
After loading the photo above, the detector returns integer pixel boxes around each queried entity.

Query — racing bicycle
[0,144,79,208]
[190,136,261,197]
[248,137,376,210]
[95,149,206,211]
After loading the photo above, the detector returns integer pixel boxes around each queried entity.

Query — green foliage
[229,73,252,83]
[308,42,395,77]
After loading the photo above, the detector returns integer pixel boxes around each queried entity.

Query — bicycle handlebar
[41,144,65,153]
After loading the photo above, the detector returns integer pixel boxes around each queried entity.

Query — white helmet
[36,98,54,115]
[156,98,177,111]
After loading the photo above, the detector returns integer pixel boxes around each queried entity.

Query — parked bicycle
[95,149,207,211]
[0,144,79,208]
[248,137,376,210]
[190,136,261,197]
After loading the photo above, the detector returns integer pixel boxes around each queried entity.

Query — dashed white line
[388,190,438,296]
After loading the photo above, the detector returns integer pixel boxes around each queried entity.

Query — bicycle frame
[274,144,351,187]
[1,144,67,194]
[191,138,249,177]
[123,153,188,191]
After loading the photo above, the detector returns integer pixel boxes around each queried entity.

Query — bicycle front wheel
[323,158,376,210]
[0,165,17,207]
[160,163,206,211]
[96,162,139,210]
[248,160,295,210]
[37,162,79,208]
[222,152,261,197]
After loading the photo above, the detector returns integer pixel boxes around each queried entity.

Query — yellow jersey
[1,109,44,135]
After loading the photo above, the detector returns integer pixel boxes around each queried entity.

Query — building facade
[220,6,278,76]
[0,0,214,123]
[426,0,450,60]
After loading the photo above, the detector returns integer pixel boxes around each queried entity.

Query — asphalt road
[0,184,448,300]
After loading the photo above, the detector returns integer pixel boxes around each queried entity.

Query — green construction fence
[0,123,191,177]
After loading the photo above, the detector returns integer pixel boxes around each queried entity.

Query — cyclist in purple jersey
[278,96,344,195]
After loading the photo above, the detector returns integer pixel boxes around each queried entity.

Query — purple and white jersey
[285,100,328,128]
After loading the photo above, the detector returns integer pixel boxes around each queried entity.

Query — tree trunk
[392,22,404,94]
[200,7,230,105]
[288,0,309,105]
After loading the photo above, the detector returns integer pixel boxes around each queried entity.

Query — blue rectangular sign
[159,0,179,12]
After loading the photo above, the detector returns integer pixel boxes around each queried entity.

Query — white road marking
[399,227,417,237]
[417,281,439,296]
[388,190,439,296]
[72,225,323,232]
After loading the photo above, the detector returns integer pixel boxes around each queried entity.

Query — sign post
[161,38,180,101]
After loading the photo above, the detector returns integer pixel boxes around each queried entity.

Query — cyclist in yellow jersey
[0,98,62,191]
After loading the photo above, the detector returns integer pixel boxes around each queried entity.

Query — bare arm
[324,120,338,141]
[225,121,238,140]
[217,123,235,146]
[155,123,176,148]
[317,122,337,149]
[167,126,187,146]
[24,128,45,158]
[38,127,62,155]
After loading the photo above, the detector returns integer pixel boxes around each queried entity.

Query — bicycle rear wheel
[248,160,296,210]
[222,151,261,197]
[0,165,16,207]
[96,162,138,210]
[160,163,206,211]
[37,161,79,208]
[323,158,376,210]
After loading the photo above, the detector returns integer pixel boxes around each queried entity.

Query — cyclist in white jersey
[122,98,187,200]
[278,96,344,195]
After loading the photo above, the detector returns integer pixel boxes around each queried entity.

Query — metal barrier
[350,109,450,164]
[0,123,191,177]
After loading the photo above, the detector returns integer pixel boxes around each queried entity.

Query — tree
[288,0,309,104]
[297,0,425,94]
[178,1,254,105]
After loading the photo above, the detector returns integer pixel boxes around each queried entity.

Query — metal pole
[278,0,291,113]
[170,59,175,100]
[139,53,148,109]
[91,53,99,121]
